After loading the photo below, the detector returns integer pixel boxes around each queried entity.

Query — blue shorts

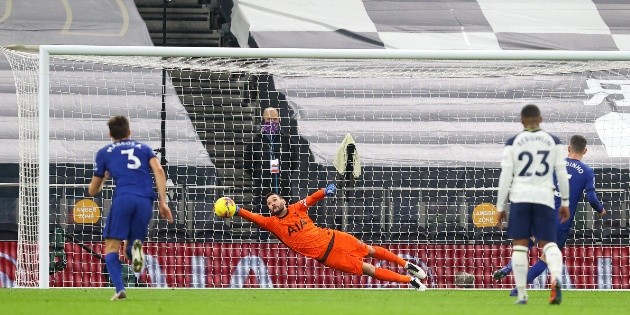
[507,202,557,243]
[103,193,153,242]
[527,229,569,250]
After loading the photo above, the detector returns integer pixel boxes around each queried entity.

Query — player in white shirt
[494,104,570,305]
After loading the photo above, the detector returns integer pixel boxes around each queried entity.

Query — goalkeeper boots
[110,290,127,301]
[409,277,427,291]
[405,262,427,279]
[549,278,562,305]
[132,239,144,273]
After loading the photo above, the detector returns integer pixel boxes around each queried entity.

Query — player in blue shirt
[494,104,570,305]
[493,134,606,297]
[88,115,173,300]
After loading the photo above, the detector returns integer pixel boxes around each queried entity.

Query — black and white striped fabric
[224,0,630,167]
[228,0,630,50]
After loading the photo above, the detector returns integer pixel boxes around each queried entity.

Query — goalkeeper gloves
[325,183,336,197]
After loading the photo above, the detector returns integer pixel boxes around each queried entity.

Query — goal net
[1,46,628,289]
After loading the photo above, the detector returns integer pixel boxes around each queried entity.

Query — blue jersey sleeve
[143,144,157,161]
[584,168,604,213]
[93,149,106,178]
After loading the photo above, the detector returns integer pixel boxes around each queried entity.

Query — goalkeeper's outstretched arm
[237,207,271,230]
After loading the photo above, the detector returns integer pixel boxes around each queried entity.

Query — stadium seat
[389,224,428,243]
[602,227,630,245]
[65,224,103,243]
[428,225,470,244]
[346,223,385,244]
[0,222,18,241]
[472,228,508,244]
[150,223,189,242]
[191,220,231,242]
[566,229,602,245]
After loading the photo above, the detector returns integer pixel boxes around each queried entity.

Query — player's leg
[506,203,534,304]
[366,244,426,279]
[526,259,548,284]
[524,231,563,287]
[539,240,563,304]
[494,237,535,282]
[533,204,563,305]
[493,261,512,281]
[324,232,425,290]
[104,238,126,300]
[510,241,530,303]
[127,196,153,273]
[526,227,568,286]
[361,262,425,290]
[103,198,134,300]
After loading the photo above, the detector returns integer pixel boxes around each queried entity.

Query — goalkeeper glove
[325,183,336,197]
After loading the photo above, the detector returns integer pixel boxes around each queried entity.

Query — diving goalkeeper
[224,184,427,290]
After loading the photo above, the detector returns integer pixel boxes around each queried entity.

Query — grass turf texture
[1,289,628,315]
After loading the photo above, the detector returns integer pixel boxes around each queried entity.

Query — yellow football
[214,196,237,218]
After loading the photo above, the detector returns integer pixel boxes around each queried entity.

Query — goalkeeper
[228,184,427,290]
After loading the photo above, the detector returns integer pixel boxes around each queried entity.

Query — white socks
[512,245,529,300]
[543,242,563,282]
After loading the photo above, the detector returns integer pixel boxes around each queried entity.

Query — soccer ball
[214,197,237,218]
[454,271,475,288]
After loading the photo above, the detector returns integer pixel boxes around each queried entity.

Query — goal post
[1,45,628,288]
[38,47,50,289]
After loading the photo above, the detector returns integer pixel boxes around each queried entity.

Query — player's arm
[494,146,513,227]
[237,207,271,230]
[293,185,335,214]
[584,169,606,217]
[307,184,337,206]
[554,145,570,223]
[88,171,109,196]
[149,157,173,223]
[88,151,108,196]
[495,146,514,211]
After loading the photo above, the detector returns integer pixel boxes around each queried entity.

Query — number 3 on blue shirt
[121,148,142,169]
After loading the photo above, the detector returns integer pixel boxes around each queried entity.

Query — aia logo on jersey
[287,219,308,236]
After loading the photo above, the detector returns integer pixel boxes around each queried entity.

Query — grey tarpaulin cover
[0,0,212,167]
[221,0,630,167]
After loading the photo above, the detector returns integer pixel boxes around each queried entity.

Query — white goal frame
[35,45,630,288]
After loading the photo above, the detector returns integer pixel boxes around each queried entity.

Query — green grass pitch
[1,289,628,315]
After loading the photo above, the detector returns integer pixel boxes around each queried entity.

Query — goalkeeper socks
[543,242,563,281]
[105,252,125,293]
[373,268,411,283]
[527,260,548,284]
[511,245,529,300]
[372,246,406,267]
